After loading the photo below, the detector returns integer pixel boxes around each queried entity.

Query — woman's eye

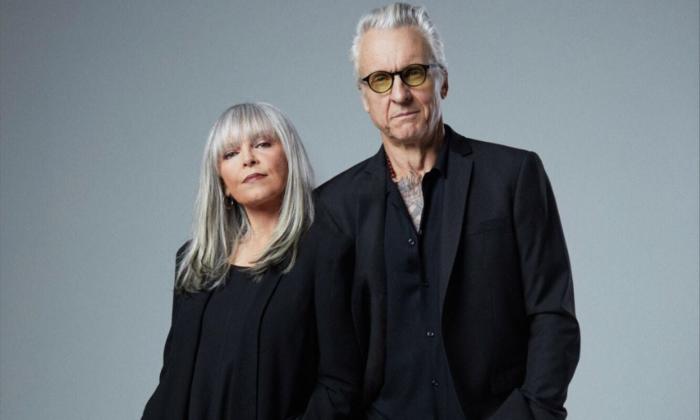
[223,150,239,160]
[255,141,271,148]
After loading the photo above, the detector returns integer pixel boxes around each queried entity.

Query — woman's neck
[230,205,280,267]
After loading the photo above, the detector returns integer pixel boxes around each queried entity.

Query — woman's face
[219,133,288,212]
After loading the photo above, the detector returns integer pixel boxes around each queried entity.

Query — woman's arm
[142,242,189,420]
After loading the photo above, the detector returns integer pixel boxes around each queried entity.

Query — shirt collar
[382,133,450,193]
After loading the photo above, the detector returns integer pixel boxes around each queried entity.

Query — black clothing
[187,268,260,419]
[315,125,580,420]
[372,142,464,419]
[142,217,361,420]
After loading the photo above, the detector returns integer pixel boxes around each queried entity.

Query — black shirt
[188,267,262,419]
[372,138,466,419]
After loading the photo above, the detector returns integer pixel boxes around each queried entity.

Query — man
[316,3,580,420]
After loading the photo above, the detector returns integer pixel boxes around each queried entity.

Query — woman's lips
[243,173,266,183]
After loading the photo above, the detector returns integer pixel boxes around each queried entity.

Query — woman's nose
[240,146,258,166]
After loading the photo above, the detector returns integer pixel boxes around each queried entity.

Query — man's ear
[440,71,449,99]
[360,88,371,112]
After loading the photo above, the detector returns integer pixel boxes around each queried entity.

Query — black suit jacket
[315,125,580,420]
[142,217,361,420]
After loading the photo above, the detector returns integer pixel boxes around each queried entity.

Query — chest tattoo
[396,171,424,231]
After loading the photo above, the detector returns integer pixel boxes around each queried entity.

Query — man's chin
[385,127,428,145]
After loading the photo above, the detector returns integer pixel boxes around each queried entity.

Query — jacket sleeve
[291,232,362,420]
[142,242,189,420]
[490,152,580,420]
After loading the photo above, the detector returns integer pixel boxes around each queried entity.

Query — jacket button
[426,331,435,337]
[408,238,416,246]
[431,379,440,387]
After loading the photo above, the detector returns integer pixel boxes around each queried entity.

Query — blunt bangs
[209,106,277,165]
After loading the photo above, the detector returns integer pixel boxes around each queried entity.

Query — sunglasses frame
[361,63,442,93]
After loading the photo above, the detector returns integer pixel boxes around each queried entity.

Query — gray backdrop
[1,0,698,419]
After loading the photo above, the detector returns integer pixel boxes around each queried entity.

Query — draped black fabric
[187,268,261,419]
[142,216,361,420]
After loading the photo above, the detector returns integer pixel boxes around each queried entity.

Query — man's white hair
[350,2,447,77]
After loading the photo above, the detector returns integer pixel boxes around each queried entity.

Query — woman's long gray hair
[176,102,315,292]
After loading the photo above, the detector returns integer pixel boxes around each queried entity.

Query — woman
[143,103,360,419]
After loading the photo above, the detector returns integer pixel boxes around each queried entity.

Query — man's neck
[382,123,445,180]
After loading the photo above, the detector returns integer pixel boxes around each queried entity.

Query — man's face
[357,26,448,146]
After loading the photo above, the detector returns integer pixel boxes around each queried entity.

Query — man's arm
[492,152,580,420]
[291,229,362,419]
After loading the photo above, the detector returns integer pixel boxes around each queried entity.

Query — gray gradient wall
[1,1,698,419]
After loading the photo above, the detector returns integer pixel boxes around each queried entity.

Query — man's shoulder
[444,131,537,185]
[313,153,380,235]
[315,154,376,199]
[468,137,529,156]
[448,126,532,164]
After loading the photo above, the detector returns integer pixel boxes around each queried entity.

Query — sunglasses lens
[368,72,393,93]
[402,65,427,86]
[365,65,431,93]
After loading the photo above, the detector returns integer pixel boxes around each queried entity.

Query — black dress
[142,218,361,420]
[188,267,262,419]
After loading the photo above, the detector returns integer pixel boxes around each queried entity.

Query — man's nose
[389,75,412,103]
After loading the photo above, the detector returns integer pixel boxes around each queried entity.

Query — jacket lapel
[356,150,387,291]
[439,126,473,311]
[355,148,388,403]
